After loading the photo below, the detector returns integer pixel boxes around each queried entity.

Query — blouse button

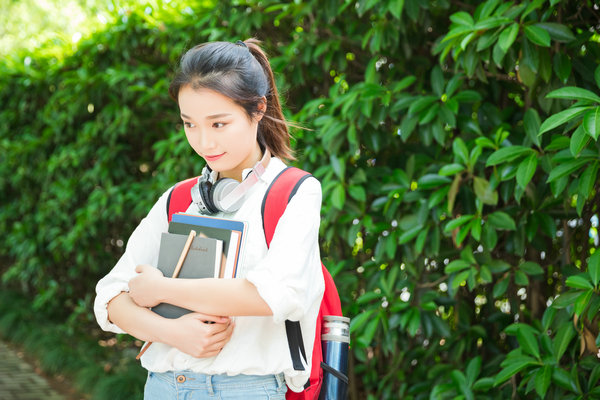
[176,375,186,383]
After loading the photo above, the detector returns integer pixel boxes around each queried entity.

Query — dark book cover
[151,232,222,319]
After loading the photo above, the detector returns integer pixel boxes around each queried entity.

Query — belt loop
[206,374,215,395]
[275,373,286,390]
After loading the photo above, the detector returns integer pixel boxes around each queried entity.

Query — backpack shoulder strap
[261,167,312,246]
[166,177,197,222]
[261,166,314,375]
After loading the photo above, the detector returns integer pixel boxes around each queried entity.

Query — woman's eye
[183,121,195,128]
[213,122,225,128]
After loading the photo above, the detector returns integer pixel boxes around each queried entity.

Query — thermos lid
[323,315,351,323]
[322,315,351,343]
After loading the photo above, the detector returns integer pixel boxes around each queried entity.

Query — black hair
[169,38,294,161]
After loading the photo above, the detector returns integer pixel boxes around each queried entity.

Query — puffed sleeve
[246,176,325,323]
[93,187,171,333]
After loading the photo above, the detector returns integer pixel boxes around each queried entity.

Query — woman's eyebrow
[180,112,232,120]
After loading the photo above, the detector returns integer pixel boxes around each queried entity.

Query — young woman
[94,39,324,399]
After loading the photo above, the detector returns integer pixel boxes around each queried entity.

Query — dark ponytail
[168,38,295,161]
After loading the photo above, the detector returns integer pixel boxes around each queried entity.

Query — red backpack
[167,166,344,399]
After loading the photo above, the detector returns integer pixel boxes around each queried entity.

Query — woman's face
[178,86,263,181]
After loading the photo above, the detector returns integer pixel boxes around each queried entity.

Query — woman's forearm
[107,292,172,343]
[160,278,273,317]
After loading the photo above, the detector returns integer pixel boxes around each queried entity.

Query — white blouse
[93,157,325,392]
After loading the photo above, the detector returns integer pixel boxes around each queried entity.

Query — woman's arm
[128,264,272,316]
[107,291,234,358]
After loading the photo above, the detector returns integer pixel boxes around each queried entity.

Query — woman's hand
[128,264,165,308]
[164,313,235,358]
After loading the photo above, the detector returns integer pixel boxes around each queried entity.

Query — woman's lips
[204,153,225,162]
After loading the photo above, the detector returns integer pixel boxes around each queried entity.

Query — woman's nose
[197,130,216,151]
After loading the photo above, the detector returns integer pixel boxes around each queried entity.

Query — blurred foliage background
[1,0,600,399]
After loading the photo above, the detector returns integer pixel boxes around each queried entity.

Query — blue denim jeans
[144,370,287,399]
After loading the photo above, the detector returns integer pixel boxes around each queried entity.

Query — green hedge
[1,0,600,399]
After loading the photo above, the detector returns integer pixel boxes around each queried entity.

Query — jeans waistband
[151,371,286,394]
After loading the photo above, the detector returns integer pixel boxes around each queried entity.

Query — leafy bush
[1,0,599,399]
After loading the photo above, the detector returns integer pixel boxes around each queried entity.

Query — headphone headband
[217,148,270,210]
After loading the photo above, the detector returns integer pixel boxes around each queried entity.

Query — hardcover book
[151,232,223,319]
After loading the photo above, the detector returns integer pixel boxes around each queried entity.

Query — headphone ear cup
[200,180,219,214]
[211,178,244,212]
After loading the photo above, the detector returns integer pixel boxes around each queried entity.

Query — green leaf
[569,124,589,157]
[535,22,576,42]
[431,66,445,97]
[516,153,537,189]
[552,367,578,393]
[331,183,346,210]
[473,176,498,205]
[417,174,451,189]
[388,0,405,19]
[552,323,576,361]
[473,377,495,391]
[444,215,475,232]
[450,11,474,26]
[487,260,510,274]
[493,277,509,298]
[574,289,593,317]
[546,87,600,104]
[539,106,590,135]
[453,90,482,103]
[515,270,529,286]
[486,146,533,166]
[494,355,538,385]
[466,356,482,386]
[542,307,557,331]
[534,366,553,399]
[349,309,376,333]
[330,155,345,179]
[479,265,493,283]
[519,262,544,276]
[451,369,475,400]
[546,157,590,183]
[487,211,516,230]
[348,185,366,202]
[565,274,594,289]
[398,225,423,244]
[588,250,600,286]
[452,138,469,165]
[408,96,438,115]
[415,226,429,254]
[357,313,380,346]
[439,163,465,176]
[498,23,519,53]
[445,259,472,274]
[596,65,600,89]
[451,269,471,291]
[513,324,540,359]
[524,108,542,147]
[428,186,450,209]
[583,107,600,140]
[552,291,583,308]
[578,162,599,200]
[521,0,545,21]
[474,16,511,31]
[524,25,551,47]
[553,52,572,84]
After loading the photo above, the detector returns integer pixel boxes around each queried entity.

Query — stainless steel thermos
[319,315,350,400]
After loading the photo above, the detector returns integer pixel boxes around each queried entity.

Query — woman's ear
[255,96,267,122]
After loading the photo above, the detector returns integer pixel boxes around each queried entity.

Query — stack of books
[151,213,247,319]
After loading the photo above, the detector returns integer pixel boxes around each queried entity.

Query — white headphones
[191,148,271,214]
